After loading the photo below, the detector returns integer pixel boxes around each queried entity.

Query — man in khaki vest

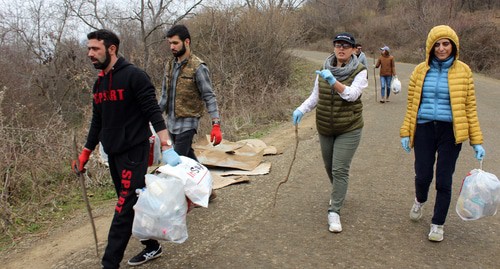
[159,24,222,161]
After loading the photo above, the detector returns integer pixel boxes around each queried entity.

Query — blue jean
[380,76,392,98]
[319,128,362,214]
[413,121,462,225]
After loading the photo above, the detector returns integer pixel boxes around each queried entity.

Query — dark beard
[93,50,112,70]
[173,44,186,58]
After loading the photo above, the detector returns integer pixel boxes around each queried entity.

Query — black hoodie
[84,57,166,155]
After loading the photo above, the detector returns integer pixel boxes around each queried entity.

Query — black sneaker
[127,245,162,266]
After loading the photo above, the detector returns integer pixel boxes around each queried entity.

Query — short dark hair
[165,24,191,42]
[356,43,362,47]
[87,29,120,53]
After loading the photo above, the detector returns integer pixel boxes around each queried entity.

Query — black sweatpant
[101,140,159,269]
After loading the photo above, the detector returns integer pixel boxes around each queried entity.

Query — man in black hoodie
[73,29,181,268]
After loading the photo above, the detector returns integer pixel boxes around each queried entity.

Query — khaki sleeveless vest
[165,54,205,118]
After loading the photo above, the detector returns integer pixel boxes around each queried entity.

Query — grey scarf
[323,54,359,81]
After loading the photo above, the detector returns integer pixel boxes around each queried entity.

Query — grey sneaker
[327,212,342,233]
[428,224,444,242]
[410,199,424,221]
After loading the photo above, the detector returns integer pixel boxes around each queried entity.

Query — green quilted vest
[316,64,366,136]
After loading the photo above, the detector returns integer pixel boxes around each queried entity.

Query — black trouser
[101,140,159,269]
[413,121,462,225]
[170,129,198,161]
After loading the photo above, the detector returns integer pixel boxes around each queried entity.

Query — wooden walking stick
[272,124,299,208]
[72,131,99,257]
[373,53,378,103]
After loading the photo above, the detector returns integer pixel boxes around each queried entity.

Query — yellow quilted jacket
[399,25,483,146]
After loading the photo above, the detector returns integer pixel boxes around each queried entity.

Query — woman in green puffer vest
[292,32,368,233]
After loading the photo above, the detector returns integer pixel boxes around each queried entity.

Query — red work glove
[210,124,222,146]
[72,148,92,174]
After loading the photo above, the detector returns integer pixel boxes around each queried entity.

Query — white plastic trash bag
[391,76,401,94]
[456,169,500,221]
[98,142,109,167]
[132,174,188,243]
[157,156,213,208]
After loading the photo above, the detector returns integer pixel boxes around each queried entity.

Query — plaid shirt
[166,59,219,134]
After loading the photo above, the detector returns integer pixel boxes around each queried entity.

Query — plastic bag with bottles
[456,168,500,221]
[132,174,188,243]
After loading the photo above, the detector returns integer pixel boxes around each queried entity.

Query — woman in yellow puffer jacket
[399,25,485,242]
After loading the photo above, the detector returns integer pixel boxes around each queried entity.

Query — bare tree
[377,0,387,13]
[244,0,306,10]
[0,0,92,238]
[129,0,203,70]
[0,0,89,111]
[458,0,498,12]
[65,0,204,71]
[64,0,110,30]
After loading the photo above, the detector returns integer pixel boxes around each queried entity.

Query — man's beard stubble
[93,50,112,70]
[173,44,186,58]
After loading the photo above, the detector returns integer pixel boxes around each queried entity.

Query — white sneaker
[409,199,424,221]
[428,224,444,242]
[327,212,342,233]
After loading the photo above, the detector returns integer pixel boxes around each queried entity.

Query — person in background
[400,25,485,242]
[355,43,368,67]
[375,45,396,103]
[159,24,222,161]
[292,32,368,233]
[72,29,181,268]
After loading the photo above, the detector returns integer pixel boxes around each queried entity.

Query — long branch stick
[72,131,99,257]
[272,125,299,208]
[373,53,378,103]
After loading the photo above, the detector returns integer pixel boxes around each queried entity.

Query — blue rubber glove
[162,148,181,166]
[401,137,410,153]
[292,109,304,126]
[315,69,337,86]
[472,145,485,161]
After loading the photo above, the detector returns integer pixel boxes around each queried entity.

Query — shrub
[187,6,306,139]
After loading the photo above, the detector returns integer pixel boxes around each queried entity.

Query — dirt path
[4,51,500,269]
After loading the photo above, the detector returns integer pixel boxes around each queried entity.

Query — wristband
[161,139,172,146]
[212,118,221,125]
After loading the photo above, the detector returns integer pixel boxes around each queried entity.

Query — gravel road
[5,50,500,269]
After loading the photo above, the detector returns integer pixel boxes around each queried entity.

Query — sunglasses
[334,43,353,49]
